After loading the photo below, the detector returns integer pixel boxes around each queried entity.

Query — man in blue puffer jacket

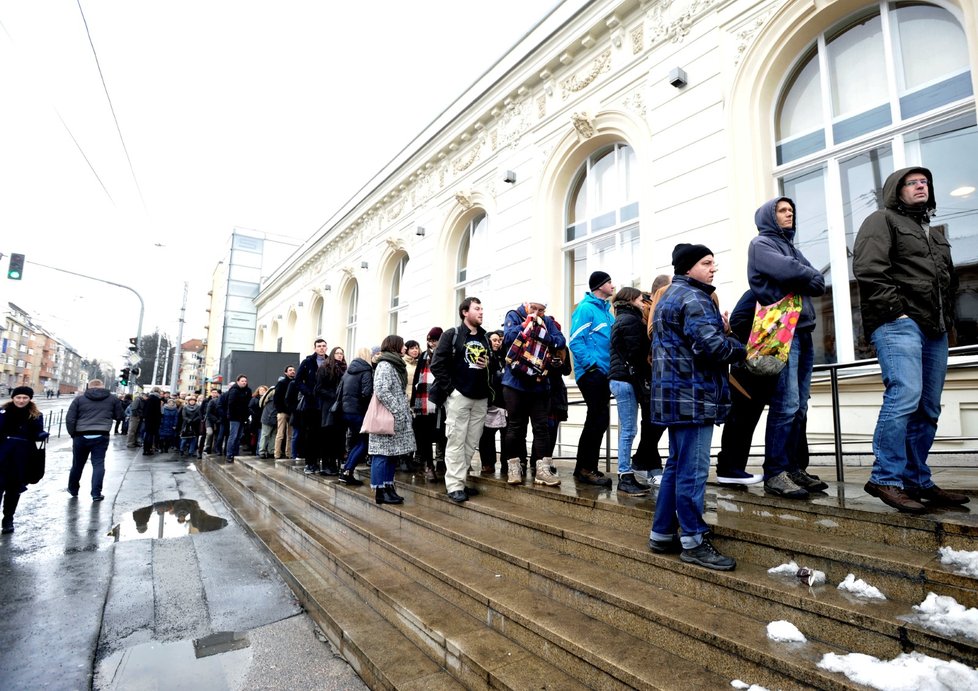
[748,197,826,499]
[648,244,744,571]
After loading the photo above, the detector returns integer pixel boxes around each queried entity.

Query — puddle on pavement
[107,499,228,542]
[98,632,251,689]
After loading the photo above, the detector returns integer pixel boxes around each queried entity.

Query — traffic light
[120,367,130,386]
[131,366,141,378]
[128,337,138,353]
[7,253,25,280]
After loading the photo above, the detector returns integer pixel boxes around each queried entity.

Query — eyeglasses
[903,178,929,188]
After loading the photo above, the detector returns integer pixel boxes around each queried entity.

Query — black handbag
[26,441,46,484]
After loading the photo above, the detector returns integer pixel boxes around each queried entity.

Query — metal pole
[169,282,188,394]
[830,368,845,484]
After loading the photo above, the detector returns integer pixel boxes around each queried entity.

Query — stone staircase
[199,456,978,690]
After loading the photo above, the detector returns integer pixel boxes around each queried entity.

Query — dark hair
[317,351,347,385]
[380,334,404,354]
[492,329,504,339]
[612,286,643,304]
[235,374,247,382]
[458,296,481,319]
[404,340,420,351]
[314,338,327,346]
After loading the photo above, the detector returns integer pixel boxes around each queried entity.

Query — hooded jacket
[747,197,825,333]
[853,166,955,339]
[569,291,614,379]
[340,357,374,416]
[66,388,124,436]
[609,302,650,384]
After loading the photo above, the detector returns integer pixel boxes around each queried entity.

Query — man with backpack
[430,297,492,503]
[500,299,566,486]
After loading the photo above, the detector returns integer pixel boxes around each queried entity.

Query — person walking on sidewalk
[430,297,492,503]
[569,270,616,487]
[369,336,415,505]
[66,379,124,501]
[0,387,49,533]
[853,166,969,513]
[648,244,745,571]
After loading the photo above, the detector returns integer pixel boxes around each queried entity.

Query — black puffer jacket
[853,166,955,339]
[339,358,373,416]
[609,302,650,385]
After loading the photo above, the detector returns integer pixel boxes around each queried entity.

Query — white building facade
[254,0,978,453]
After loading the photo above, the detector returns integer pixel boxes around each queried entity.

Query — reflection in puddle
[98,632,251,689]
[107,499,228,542]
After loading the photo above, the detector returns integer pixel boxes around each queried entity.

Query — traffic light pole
[23,259,144,394]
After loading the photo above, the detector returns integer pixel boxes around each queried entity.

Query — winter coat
[248,396,262,426]
[203,397,222,427]
[143,394,163,425]
[650,276,746,426]
[853,166,955,339]
[314,363,346,425]
[569,291,614,379]
[367,357,416,457]
[0,406,48,486]
[296,353,322,400]
[340,357,373,416]
[501,305,567,394]
[226,384,253,422]
[609,302,651,385]
[129,395,144,418]
[66,388,124,436]
[179,403,203,438]
[260,389,278,425]
[548,347,573,422]
[273,375,296,415]
[160,402,180,438]
[748,196,825,332]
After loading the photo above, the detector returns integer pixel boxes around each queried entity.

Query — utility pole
[169,282,188,394]
[153,333,162,386]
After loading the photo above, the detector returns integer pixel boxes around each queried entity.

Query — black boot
[2,491,19,534]
[375,488,387,505]
[384,486,404,504]
[318,459,338,477]
[337,469,363,486]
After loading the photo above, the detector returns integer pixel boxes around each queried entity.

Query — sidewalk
[0,434,365,690]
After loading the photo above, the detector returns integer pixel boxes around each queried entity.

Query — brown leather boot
[913,485,970,506]
[864,482,926,513]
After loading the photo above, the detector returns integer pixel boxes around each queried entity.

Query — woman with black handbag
[0,386,50,534]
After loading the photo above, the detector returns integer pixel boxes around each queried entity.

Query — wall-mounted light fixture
[360,261,369,269]
[276,314,283,320]
[297,301,303,307]
[323,284,332,292]
[504,170,517,184]
[416,226,426,237]
[668,67,688,88]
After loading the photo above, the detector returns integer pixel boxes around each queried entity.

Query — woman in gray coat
[369,335,416,504]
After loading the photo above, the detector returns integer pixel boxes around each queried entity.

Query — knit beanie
[589,270,612,292]
[426,327,444,341]
[11,386,34,399]
[672,243,713,276]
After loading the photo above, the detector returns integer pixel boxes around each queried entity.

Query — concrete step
[219,458,738,690]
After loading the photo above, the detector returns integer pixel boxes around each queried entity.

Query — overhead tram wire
[75,0,147,211]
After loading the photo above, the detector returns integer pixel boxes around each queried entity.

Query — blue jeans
[650,424,713,549]
[610,379,638,474]
[180,437,198,456]
[68,435,110,498]
[342,413,367,472]
[226,421,244,459]
[870,318,947,489]
[763,331,813,479]
[370,454,396,488]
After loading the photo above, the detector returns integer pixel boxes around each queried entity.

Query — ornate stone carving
[731,2,785,65]
[385,237,404,252]
[647,0,720,48]
[571,112,596,140]
[631,24,644,54]
[452,138,482,173]
[387,196,406,221]
[622,92,647,123]
[455,190,474,210]
[560,49,612,99]
[537,94,547,120]
[341,266,354,279]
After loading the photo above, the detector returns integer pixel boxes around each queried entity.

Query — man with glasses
[854,167,969,513]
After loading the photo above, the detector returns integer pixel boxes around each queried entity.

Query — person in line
[273,365,297,460]
[126,392,145,448]
[336,347,374,486]
[257,385,277,459]
[648,244,744,571]
[314,347,347,476]
[403,340,420,397]
[0,387,49,533]
[411,327,447,481]
[201,389,221,455]
[543,344,572,470]
[179,394,203,458]
[369,335,415,505]
[296,339,330,473]
[632,275,672,485]
[748,196,827,498]
[569,270,616,487]
[608,286,653,495]
[853,166,969,513]
[247,386,267,455]
[115,394,131,434]
[66,379,124,501]
[225,375,253,463]
[430,298,492,503]
[500,299,565,486]
[141,388,163,456]
[159,396,181,453]
[478,330,506,475]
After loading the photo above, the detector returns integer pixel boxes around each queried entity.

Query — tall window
[389,255,409,334]
[455,213,490,308]
[775,2,974,363]
[312,296,324,340]
[345,282,359,355]
[564,143,640,313]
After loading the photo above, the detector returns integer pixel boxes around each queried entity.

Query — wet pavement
[0,415,365,690]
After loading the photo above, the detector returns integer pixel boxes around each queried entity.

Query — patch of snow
[908,592,978,642]
[767,561,826,585]
[818,651,978,691]
[837,574,887,600]
[938,546,978,579]
[778,513,803,521]
[730,681,770,691]
[816,518,839,528]
[766,620,806,643]
[716,499,740,512]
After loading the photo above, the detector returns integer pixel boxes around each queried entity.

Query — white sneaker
[534,459,561,487]
[651,473,663,486]
[507,460,523,485]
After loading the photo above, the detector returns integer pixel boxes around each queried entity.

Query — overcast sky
[0,0,557,365]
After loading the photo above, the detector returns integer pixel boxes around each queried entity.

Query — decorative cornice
[560,49,612,99]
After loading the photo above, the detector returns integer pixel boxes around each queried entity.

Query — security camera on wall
[668,67,688,88]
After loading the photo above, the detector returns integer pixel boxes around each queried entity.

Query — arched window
[564,143,640,310]
[455,213,489,308]
[774,1,974,363]
[389,255,409,334]
[312,296,324,341]
[345,282,359,355]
